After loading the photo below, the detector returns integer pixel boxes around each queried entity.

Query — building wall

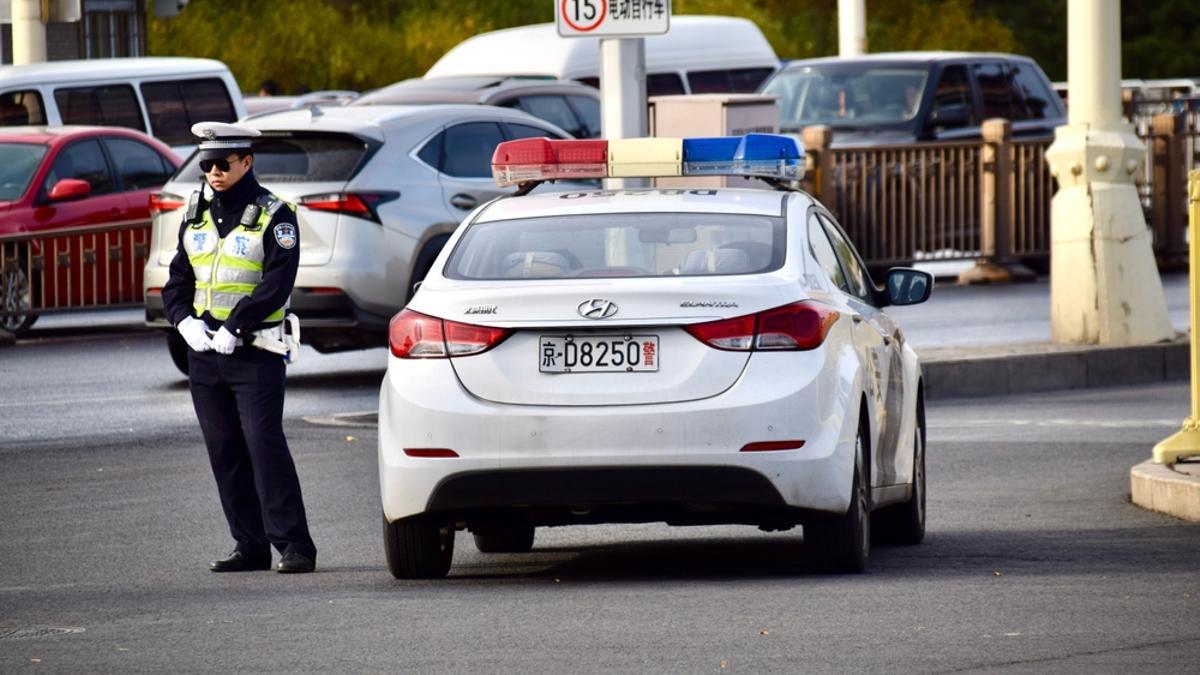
[1,0,146,65]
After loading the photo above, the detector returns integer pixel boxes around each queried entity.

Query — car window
[975,62,1015,120]
[104,137,173,191]
[441,122,505,178]
[514,96,582,137]
[566,95,601,137]
[763,64,929,129]
[1009,62,1056,120]
[43,139,114,195]
[0,143,48,200]
[54,84,144,131]
[931,64,975,129]
[506,123,565,141]
[647,73,686,96]
[445,212,784,280]
[176,132,369,183]
[807,212,848,292]
[141,78,238,146]
[416,130,443,170]
[0,89,47,126]
[818,213,871,299]
[687,68,776,94]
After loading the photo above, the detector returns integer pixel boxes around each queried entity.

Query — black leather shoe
[209,549,272,572]
[276,551,316,574]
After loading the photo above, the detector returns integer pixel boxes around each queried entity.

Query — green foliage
[147,0,1197,94]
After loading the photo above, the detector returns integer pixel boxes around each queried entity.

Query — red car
[0,126,180,334]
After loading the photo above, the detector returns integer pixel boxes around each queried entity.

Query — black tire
[872,392,926,545]
[383,513,455,579]
[407,234,450,302]
[0,251,37,336]
[473,525,535,553]
[166,331,190,376]
[806,418,871,573]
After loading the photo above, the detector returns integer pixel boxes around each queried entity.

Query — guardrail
[0,219,151,329]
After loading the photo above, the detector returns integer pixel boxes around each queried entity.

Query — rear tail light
[149,192,185,215]
[684,301,839,351]
[299,191,399,223]
[388,308,511,358]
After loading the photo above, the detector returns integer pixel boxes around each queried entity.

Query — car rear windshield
[444,212,785,280]
[764,63,930,130]
[175,132,371,184]
[0,143,47,201]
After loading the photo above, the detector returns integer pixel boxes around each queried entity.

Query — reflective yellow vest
[182,200,288,323]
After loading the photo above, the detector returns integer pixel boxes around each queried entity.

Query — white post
[1043,0,1173,346]
[838,0,866,57]
[599,37,648,189]
[11,0,47,65]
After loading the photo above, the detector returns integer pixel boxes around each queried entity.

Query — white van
[0,57,245,156]
[425,15,780,97]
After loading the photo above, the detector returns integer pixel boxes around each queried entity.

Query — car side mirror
[886,267,933,306]
[48,178,91,202]
[928,104,969,129]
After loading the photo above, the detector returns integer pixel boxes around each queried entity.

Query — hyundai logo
[577,298,618,319]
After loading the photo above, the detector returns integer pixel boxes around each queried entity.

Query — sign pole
[599,37,648,189]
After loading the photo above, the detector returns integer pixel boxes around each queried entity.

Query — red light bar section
[491,137,608,186]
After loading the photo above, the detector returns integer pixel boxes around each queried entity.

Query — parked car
[241,90,361,118]
[761,52,1065,144]
[0,126,181,334]
[143,104,576,373]
[426,15,780,97]
[377,134,932,578]
[0,57,246,156]
[351,77,601,138]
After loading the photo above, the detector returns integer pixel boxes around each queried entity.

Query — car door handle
[449,193,478,210]
[852,315,863,325]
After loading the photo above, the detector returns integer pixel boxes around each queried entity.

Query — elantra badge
[577,299,618,319]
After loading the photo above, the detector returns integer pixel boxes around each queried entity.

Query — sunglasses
[199,156,244,173]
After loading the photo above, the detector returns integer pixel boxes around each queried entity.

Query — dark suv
[762,52,1065,145]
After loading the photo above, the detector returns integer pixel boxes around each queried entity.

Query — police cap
[192,121,261,159]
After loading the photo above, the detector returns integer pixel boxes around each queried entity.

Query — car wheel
[0,252,37,336]
[383,513,455,579]
[806,419,870,573]
[473,525,535,553]
[872,392,926,545]
[166,331,190,376]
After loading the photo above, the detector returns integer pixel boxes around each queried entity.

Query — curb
[920,338,1189,399]
[1130,460,1200,522]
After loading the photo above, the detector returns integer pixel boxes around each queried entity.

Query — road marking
[930,419,1180,429]
[0,391,190,409]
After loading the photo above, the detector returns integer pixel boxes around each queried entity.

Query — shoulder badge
[273,222,298,250]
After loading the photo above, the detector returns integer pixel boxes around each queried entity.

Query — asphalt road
[1,321,1198,672]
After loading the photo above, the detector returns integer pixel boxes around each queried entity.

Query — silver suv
[144,104,571,373]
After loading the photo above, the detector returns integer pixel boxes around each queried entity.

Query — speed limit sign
[556,0,671,37]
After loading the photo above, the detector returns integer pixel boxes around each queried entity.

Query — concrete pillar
[600,37,648,189]
[1043,0,1173,345]
[11,0,47,65]
[838,0,866,57]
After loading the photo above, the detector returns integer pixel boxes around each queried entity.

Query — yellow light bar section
[608,138,682,177]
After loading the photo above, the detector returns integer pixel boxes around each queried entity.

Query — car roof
[241,104,570,142]
[781,51,1037,70]
[426,16,779,79]
[352,77,598,106]
[0,57,232,87]
[475,188,799,222]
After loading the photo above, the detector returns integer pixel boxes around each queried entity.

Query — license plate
[539,335,659,373]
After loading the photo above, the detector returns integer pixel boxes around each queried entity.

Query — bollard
[1152,168,1200,464]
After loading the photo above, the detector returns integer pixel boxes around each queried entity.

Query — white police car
[378,134,932,578]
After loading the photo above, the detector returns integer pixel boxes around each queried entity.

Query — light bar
[491,134,805,187]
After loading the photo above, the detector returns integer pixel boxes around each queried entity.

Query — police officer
[162,122,317,574]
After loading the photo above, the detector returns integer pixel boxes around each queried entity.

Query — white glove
[177,316,212,352]
[210,326,237,355]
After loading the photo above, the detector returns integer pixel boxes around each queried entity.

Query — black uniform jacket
[161,168,300,338]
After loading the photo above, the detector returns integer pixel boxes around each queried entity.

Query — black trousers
[188,347,316,559]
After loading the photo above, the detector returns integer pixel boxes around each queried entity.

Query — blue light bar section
[682,134,804,181]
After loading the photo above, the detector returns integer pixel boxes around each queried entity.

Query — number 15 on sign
[556,0,671,38]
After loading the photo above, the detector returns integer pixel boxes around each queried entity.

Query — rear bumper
[378,346,863,524]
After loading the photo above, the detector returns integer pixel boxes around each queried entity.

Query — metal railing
[0,219,152,324]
